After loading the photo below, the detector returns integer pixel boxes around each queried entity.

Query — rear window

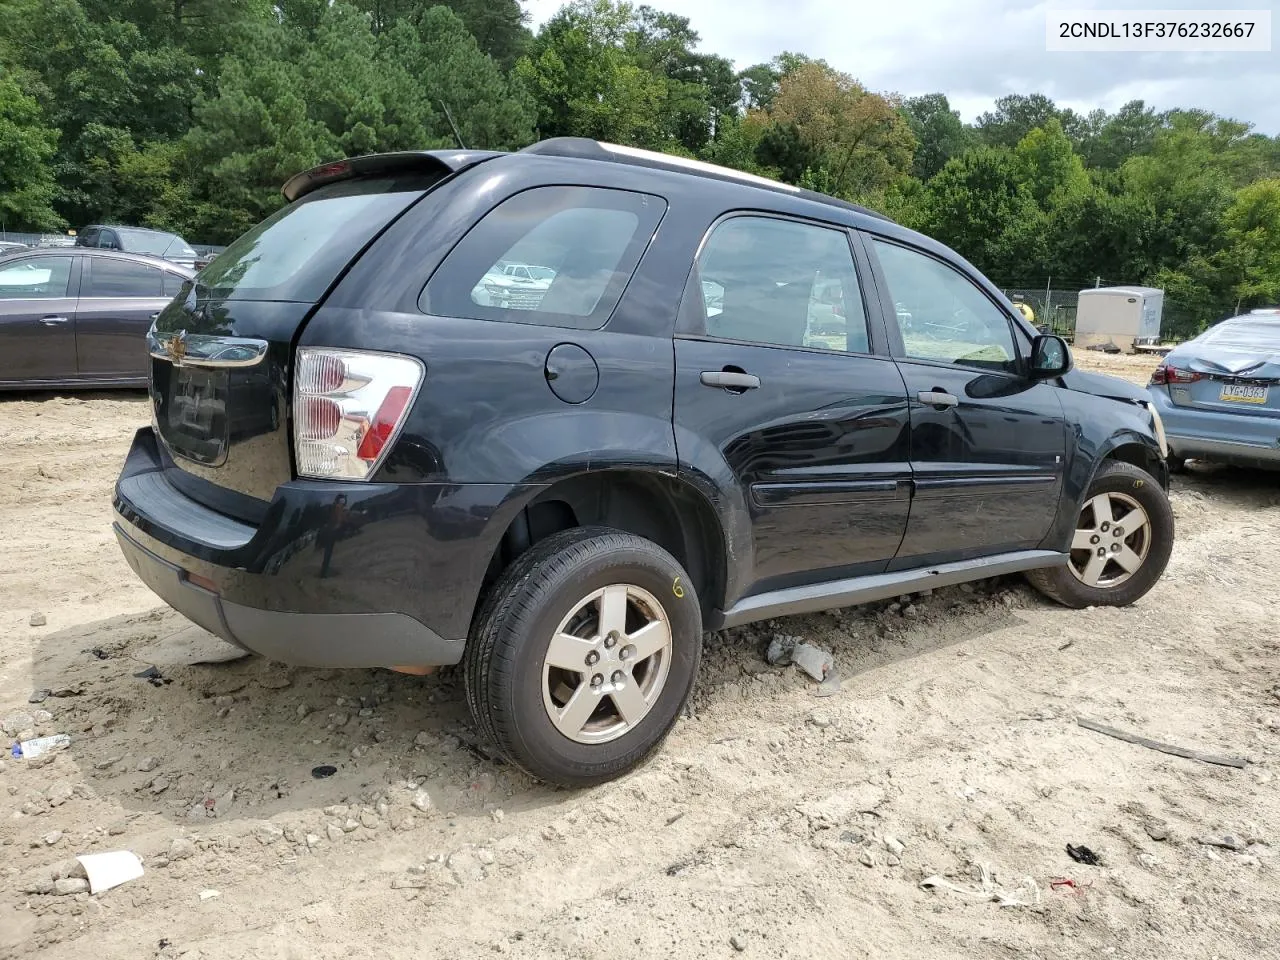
[421,186,666,330]
[1204,319,1280,348]
[198,174,443,302]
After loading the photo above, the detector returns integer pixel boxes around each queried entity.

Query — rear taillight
[293,348,424,480]
[1151,363,1200,385]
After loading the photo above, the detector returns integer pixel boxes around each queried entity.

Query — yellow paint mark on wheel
[672,577,684,599]
[1134,479,1145,488]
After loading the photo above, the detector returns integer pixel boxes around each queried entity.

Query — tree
[1014,119,1089,209]
[351,0,531,66]
[758,62,915,199]
[903,93,974,180]
[0,71,62,230]
[516,1,670,148]
[919,147,1045,280]
[977,93,1064,149]
[1216,179,1280,312]
[1077,100,1164,169]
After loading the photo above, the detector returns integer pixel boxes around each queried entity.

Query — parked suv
[77,225,199,271]
[113,140,1174,786]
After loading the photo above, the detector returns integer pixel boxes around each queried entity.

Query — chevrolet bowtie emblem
[167,330,187,365]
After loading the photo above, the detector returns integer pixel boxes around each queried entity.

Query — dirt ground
[3,352,1279,960]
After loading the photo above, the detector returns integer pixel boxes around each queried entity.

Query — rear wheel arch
[477,469,728,627]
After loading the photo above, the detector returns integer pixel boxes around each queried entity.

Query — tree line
[2,0,1278,334]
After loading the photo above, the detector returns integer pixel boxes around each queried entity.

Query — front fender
[1042,393,1166,552]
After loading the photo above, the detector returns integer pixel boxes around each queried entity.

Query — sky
[524,0,1280,134]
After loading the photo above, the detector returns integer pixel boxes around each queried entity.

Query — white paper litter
[76,850,144,894]
[919,862,1040,908]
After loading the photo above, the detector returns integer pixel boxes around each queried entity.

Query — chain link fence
[994,278,1202,344]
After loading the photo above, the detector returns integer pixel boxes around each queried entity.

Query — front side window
[872,239,1019,373]
[0,256,72,299]
[422,186,667,330]
[684,215,871,353]
[86,258,163,298]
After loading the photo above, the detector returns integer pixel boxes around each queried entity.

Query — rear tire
[1027,460,1173,608]
[465,527,702,787]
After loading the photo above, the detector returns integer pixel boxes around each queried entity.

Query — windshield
[196,173,442,302]
[117,228,180,256]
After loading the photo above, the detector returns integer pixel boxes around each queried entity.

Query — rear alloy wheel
[1027,460,1173,608]
[465,527,701,787]
[542,584,673,745]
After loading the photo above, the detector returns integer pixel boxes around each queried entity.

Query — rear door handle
[701,370,761,391]
[917,389,959,408]
[39,316,69,326]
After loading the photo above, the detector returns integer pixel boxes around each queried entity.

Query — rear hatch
[148,153,490,517]
[1161,319,1280,418]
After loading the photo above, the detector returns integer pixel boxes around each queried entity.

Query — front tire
[1027,460,1173,608]
[465,527,702,787]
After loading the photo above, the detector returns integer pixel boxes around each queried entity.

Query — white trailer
[1074,286,1164,353]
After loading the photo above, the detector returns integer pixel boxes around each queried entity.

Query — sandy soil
[3,353,1279,960]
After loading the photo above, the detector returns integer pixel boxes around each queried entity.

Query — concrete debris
[765,635,800,666]
[29,612,47,627]
[169,837,196,861]
[199,889,221,901]
[137,756,159,773]
[1198,835,1246,852]
[790,643,834,682]
[883,835,906,857]
[808,711,833,729]
[411,790,433,813]
[2,712,35,737]
[53,878,88,896]
[1144,821,1169,842]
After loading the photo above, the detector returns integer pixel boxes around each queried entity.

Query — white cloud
[523,0,1280,133]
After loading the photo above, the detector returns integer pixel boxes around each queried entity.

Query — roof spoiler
[281,150,503,203]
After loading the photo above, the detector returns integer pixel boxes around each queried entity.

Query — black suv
[114,139,1174,786]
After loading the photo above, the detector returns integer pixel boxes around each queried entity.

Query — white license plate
[1220,383,1269,404]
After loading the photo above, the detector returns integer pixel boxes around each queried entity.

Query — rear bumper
[114,523,460,666]
[113,427,539,667]
[1149,388,1280,467]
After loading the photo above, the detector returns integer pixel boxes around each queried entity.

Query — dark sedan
[0,248,193,390]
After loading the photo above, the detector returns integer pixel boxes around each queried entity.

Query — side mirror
[1029,334,1072,379]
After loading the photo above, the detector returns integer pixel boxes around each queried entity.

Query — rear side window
[683,215,871,353]
[162,272,188,297]
[422,186,666,330]
[0,256,72,299]
[198,174,444,302]
[86,258,163,297]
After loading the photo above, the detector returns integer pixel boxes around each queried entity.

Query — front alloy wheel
[1068,491,1151,588]
[1026,459,1174,608]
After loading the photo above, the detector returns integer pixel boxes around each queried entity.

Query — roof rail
[519,138,894,223]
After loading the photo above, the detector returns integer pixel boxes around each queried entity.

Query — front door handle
[701,370,761,391]
[39,316,69,326]
[917,389,959,408]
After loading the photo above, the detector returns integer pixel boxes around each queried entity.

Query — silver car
[1148,308,1280,469]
